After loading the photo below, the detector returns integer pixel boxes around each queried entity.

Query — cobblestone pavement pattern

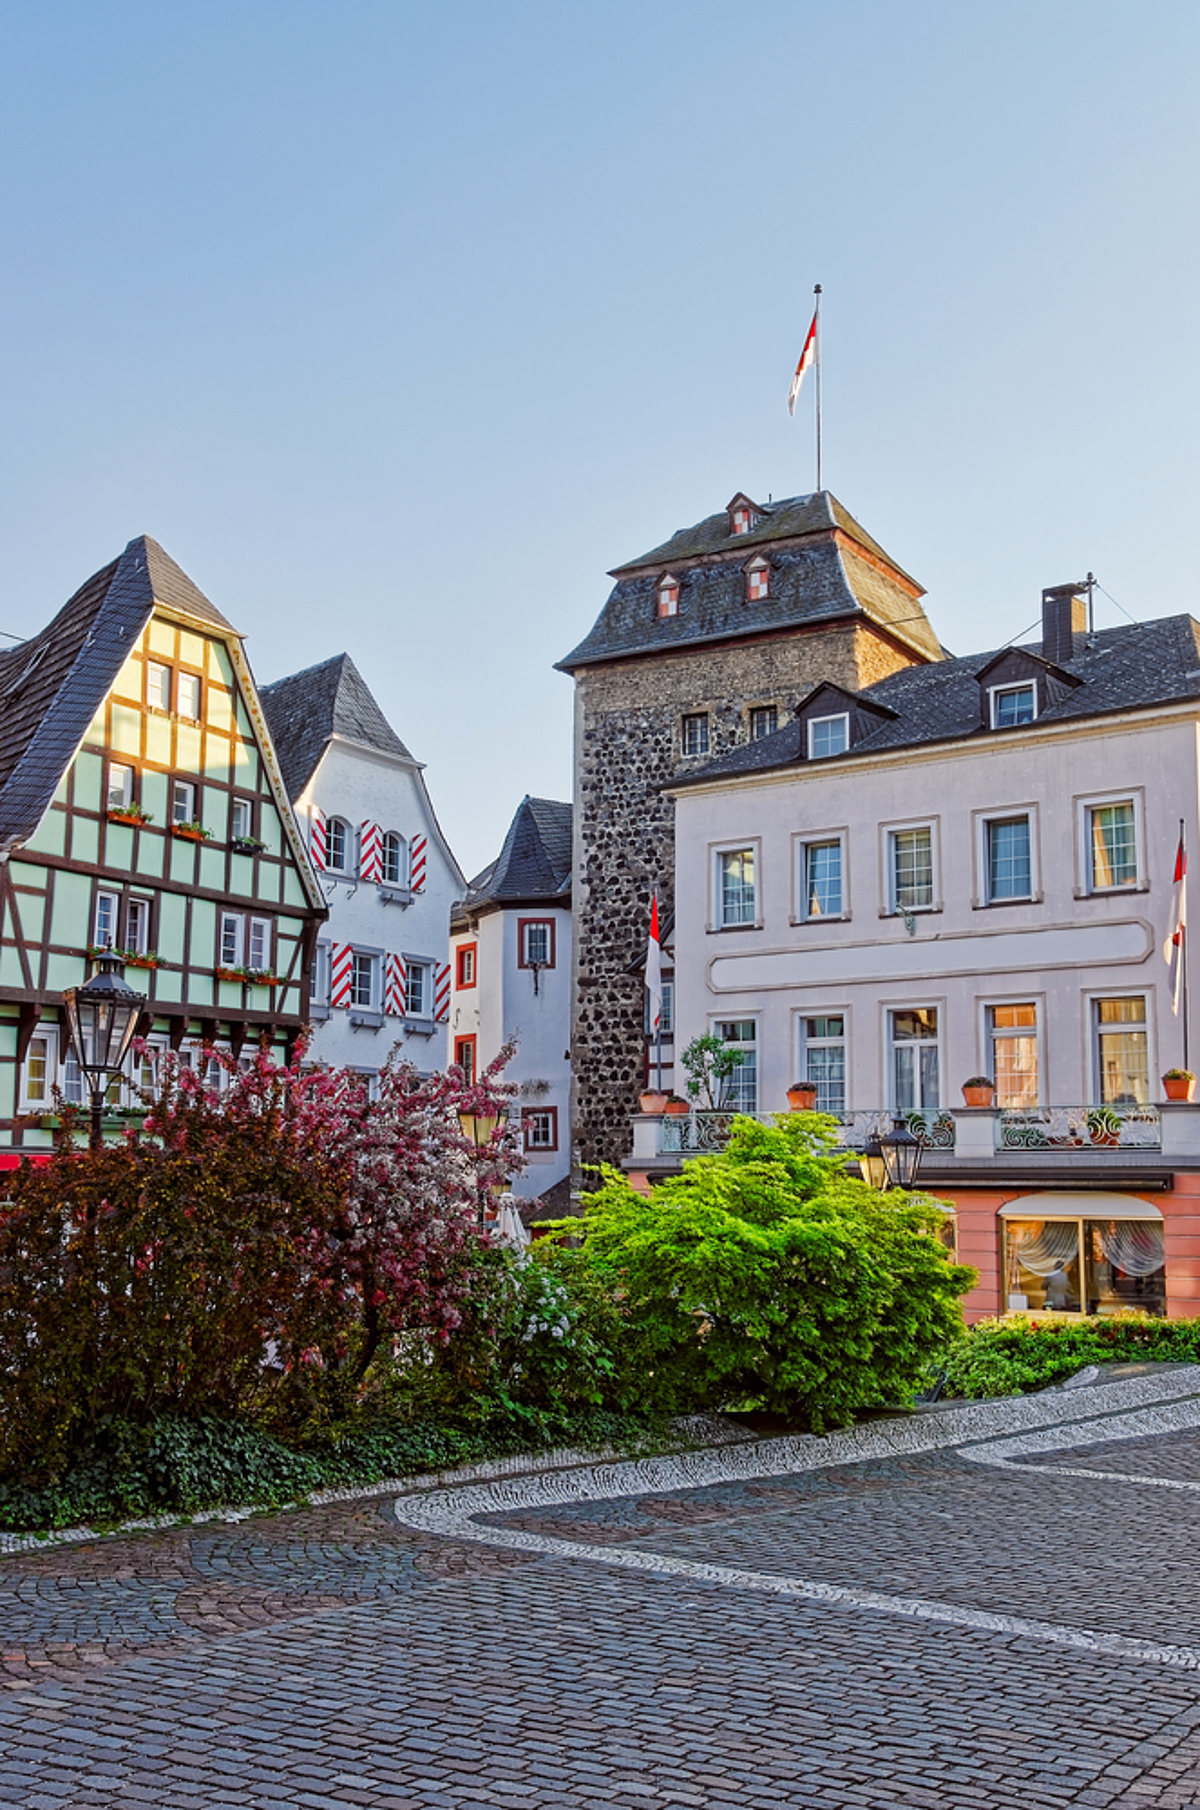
[6,1379,1200,1808]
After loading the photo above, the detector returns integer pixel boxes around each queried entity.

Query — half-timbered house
[261,653,464,1083]
[0,534,327,1152]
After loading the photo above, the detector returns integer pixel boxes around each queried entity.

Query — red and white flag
[787,309,818,416]
[1165,830,1188,1015]
[645,895,663,1034]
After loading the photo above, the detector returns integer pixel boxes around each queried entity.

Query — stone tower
[556,488,943,1167]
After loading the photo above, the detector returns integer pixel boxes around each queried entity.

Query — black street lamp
[62,948,145,1150]
[457,1107,501,1229]
[879,1116,925,1191]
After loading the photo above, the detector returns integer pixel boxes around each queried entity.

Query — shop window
[1004,1216,1165,1317]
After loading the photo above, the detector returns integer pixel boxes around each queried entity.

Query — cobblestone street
[5,1374,1200,1810]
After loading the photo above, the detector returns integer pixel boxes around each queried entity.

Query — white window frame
[681,712,710,757]
[975,805,1040,906]
[326,816,351,872]
[176,671,202,721]
[711,841,760,931]
[171,779,196,825]
[20,1027,58,1111]
[1075,789,1145,896]
[94,888,121,949]
[382,831,406,886]
[219,912,244,968]
[405,958,431,1019]
[709,1015,758,1112]
[310,942,330,1010]
[523,1107,558,1152]
[980,996,1043,1108]
[882,818,940,917]
[807,713,849,760]
[796,1010,848,1116]
[886,1003,942,1111]
[124,895,152,955]
[146,661,171,712]
[107,762,134,811]
[793,829,849,923]
[247,916,272,971]
[351,950,379,1010]
[231,797,253,841]
[988,681,1038,729]
[1087,990,1153,1107]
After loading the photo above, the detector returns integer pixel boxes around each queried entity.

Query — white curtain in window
[1095,1220,1164,1277]
[1009,1221,1079,1281]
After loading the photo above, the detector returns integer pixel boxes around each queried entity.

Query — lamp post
[457,1107,500,1229]
[61,948,145,1150]
[860,1117,925,1192]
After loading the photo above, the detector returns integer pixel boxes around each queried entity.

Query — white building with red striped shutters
[261,654,464,1085]
[450,797,573,1221]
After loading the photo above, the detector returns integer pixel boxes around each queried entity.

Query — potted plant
[1163,1067,1196,1102]
[216,965,243,984]
[171,819,211,842]
[241,968,280,987]
[1085,1104,1123,1147]
[663,1094,691,1116]
[107,802,153,827]
[230,834,266,854]
[680,1033,746,1111]
[122,950,162,970]
[961,1076,996,1107]
[638,1087,669,1114]
[786,1080,819,1111]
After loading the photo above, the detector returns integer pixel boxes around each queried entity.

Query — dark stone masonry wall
[570,623,917,1168]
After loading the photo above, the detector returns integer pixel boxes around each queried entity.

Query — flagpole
[1183,819,1190,1072]
[813,283,823,493]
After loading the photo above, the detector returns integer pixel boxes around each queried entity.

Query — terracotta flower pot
[1164,1075,1196,1102]
[962,1084,995,1108]
[638,1090,669,1115]
[663,1098,690,1116]
[786,1084,819,1111]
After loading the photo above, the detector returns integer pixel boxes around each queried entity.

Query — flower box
[171,823,211,842]
[230,836,266,854]
[107,808,153,827]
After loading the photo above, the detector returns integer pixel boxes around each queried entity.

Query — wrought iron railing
[996,1105,1161,1151]
[658,1107,955,1156]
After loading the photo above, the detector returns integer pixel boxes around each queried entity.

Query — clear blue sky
[1,1,1197,876]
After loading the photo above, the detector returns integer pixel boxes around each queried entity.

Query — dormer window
[746,558,769,602]
[990,682,1037,728]
[657,575,680,618]
[808,713,849,759]
[727,493,761,536]
[732,507,752,535]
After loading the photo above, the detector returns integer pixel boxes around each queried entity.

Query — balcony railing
[658,1107,955,1156]
[996,1105,1161,1152]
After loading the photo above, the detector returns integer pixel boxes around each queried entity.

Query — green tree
[560,1113,975,1431]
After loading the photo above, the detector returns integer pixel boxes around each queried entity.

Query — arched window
[327,816,350,872]
[656,575,679,619]
[746,558,770,602]
[382,831,406,886]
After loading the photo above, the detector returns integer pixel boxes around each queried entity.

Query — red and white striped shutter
[385,953,406,1017]
[434,962,451,1022]
[330,942,353,1008]
[410,834,427,893]
[310,807,327,872]
[360,821,383,883]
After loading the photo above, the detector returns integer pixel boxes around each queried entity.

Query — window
[351,952,378,1009]
[231,798,253,841]
[800,1015,846,1115]
[94,889,120,948]
[310,943,330,1007]
[988,1003,1038,1107]
[990,683,1037,728]
[219,913,244,967]
[247,917,271,970]
[646,977,675,1036]
[808,714,848,759]
[523,1107,559,1152]
[682,712,710,757]
[657,576,679,618]
[171,780,196,825]
[731,506,752,535]
[749,705,778,740]
[382,832,405,885]
[406,961,429,1017]
[455,1036,477,1085]
[327,817,349,872]
[801,838,844,920]
[1004,1217,1165,1318]
[177,672,201,720]
[457,943,477,988]
[746,560,769,602]
[890,1008,939,1110]
[1094,996,1149,1105]
[986,815,1032,901]
[1089,801,1138,890]
[714,1019,757,1111]
[62,1046,84,1106]
[519,919,556,968]
[22,1032,54,1108]
[889,827,934,912]
[717,848,756,928]
[146,662,171,711]
[107,763,134,811]
[125,897,151,954]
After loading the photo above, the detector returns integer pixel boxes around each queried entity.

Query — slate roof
[672,615,1200,788]
[0,535,238,846]
[259,654,415,801]
[455,797,572,921]
[557,490,943,671]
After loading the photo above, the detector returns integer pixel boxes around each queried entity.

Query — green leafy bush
[549,1113,976,1431]
[943,1314,1200,1398]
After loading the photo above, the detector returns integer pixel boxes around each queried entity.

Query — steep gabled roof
[0,535,238,846]
[671,616,1200,788]
[259,653,415,800]
[455,797,572,920]
[557,489,943,671]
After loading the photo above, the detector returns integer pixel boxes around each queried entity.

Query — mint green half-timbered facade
[0,535,327,1151]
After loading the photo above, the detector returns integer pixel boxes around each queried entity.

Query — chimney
[1041,582,1088,664]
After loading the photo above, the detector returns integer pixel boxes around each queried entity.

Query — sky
[0,0,1197,877]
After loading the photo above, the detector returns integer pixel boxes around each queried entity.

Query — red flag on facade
[1165,830,1188,1015]
[787,309,818,416]
[645,896,663,1033]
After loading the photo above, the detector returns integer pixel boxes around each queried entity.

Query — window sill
[790,914,851,927]
[350,1010,385,1030]
[878,906,941,919]
[378,884,412,906]
[404,1016,436,1036]
[973,895,1041,909]
[1075,883,1147,899]
[308,1003,331,1021]
[709,921,763,934]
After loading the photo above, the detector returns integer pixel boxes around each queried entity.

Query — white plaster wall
[451,904,572,1200]
[673,712,1200,1116]
[301,738,463,1076]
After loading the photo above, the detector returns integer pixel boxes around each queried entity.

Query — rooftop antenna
[1085,571,1096,637]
